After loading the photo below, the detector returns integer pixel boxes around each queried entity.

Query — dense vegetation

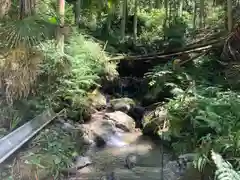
[0,0,240,179]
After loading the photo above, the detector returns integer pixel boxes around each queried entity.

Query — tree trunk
[57,0,65,53]
[75,0,81,25]
[199,0,204,28]
[120,0,127,40]
[155,0,161,8]
[163,0,168,30]
[107,2,116,33]
[133,0,138,41]
[192,0,197,29]
[227,0,233,32]
[19,0,36,19]
[178,0,183,17]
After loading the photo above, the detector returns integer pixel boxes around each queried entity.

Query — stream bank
[55,63,211,180]
[59,98,198,180]
[0,57,217,180]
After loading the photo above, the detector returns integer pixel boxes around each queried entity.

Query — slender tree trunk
[227,0,233,32]
[192,0,197,29]
[155,0,161,8]
[57,0,65,53]
[121,0,127,40]
[75,0,81,25]
[212,0,216,6]
[199,0,204,28]
[148,0,153,10]
[237,0,240,6]
[178,0,183,17]
[169,1,172,22]
[133,0,138,41]
[107,3,116,33]
[163,0,168,29]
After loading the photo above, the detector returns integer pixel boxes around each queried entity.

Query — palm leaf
[0,15,58,48]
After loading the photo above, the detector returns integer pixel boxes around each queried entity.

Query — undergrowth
[144,55,240,175]
[0,28,118,179]
[34,30,118,121]
[0,32,119,178]
[0,123,85,180]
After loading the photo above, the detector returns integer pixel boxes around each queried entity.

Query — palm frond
[0,15,58,49]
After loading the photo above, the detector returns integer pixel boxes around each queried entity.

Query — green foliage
[138,9,189,44]
[212,151,240,180]
[0,15,56,48]
[0,104,22,131]
[143,56,228,104]
[144,61,190,100]
[36,0,75,25]
[144,56,240,174]
[138,8,166,36]
[205,6,225,26]
[0,0,63,49]
[38,31,117,121]
[82,6,191,53]
[167,85,240,155]
[78,2,224,54]
[164,17,189,49]
[21,124,84,178]
[0,0,236,179]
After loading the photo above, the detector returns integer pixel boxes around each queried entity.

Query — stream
[60,77,199,180]
[0,76,203,180]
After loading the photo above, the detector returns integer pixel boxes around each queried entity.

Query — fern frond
[211,150,240,180]
[211,151,233,169]
[215,168,240,180]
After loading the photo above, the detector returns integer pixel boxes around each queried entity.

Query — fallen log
[116,40,224,77]
[110,40,224,62]
[109,28,230,62]
[114,30,231,77]
[139,43,221,61]
[111,40,223,63]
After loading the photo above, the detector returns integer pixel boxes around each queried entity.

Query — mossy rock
[110,97,135,106]
[87,89,107,109]
[109,97,136,112]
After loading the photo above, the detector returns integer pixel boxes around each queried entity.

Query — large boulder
[108,97,145,129]
[104,111,136,132]
[78,111,136,148]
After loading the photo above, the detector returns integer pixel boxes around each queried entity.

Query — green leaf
[53,156,62,164]
[48,17,58,24]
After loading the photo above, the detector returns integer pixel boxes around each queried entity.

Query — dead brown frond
[0,44,43,104]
